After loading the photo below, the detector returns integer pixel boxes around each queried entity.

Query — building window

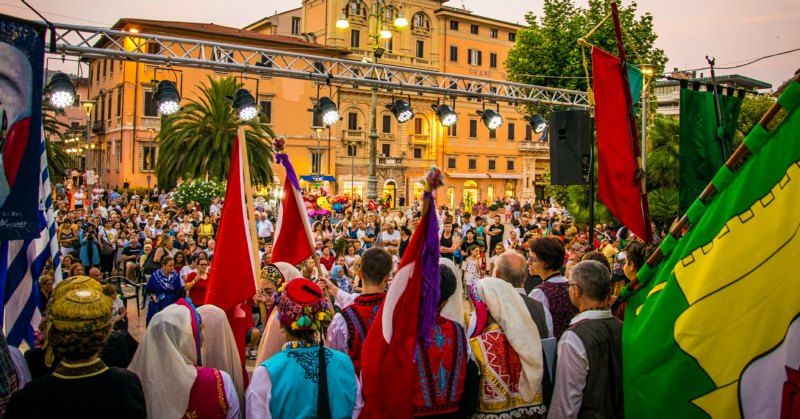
[346,144,357,157]
[349,1,361,15]
[414,118,423,135]
[413,13,429,29]
[490,29,498,39]
[98,95,105,123]
[447,157,456,169]
[490,53,498,68]
[413,148,422,159]
[525,123,533,140]
[416,40,425,59]
[381,144,391,157]
[506,159,515,171]
[508,123,515,140]
[350,29,360,48]
[468,158,477,170]
[116,89,122,117]
[115,140,122,170]
[139,143,157,172]
[468,49,482,66]
[260,100,272,123]
[508,32,516,42]
[381,114,392,133]
[312,109,324,128]
[143,89,157,117]
[489,128,496,139]
[94,62,99,81]
[291,17,301,35]
[259,55,274,67]
[384,37,393,52]
[70,121,81,130]
[102,60,107,78]
[449,45,458,62]
[147,42,161,55]
[470,24,479,34]
[469,120,478,138]
[488,159,496,171]
[449,20,459,31]
[347,112,358,130]
[311,151,323,174]
[447,123,457,137]
[107,95,112,121]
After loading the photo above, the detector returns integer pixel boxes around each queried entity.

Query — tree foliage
[646,115,680,225]
[156,76,275,190]
[42,103,73,184]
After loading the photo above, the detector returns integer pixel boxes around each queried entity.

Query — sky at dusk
[1,0,797,89]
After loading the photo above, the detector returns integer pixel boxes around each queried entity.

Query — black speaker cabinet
[549,110,592,185]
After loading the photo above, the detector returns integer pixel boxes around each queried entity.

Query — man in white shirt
[256,212,273,241]
[379,222,400,252]
[548,260,623,419]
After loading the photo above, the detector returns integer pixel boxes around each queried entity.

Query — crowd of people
[0,179,661,418]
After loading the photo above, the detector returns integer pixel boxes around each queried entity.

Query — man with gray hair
[548,260,623,418]
[493,251,551,339]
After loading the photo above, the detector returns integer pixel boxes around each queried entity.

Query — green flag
[628,64,642,105]
[622,79,800,418]
[679,88,743,213]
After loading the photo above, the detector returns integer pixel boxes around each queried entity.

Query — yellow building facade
[88,1,550,206]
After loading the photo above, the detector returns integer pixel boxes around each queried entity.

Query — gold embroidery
[214,368,228,414]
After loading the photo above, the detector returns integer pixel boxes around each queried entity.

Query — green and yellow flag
[622,78,800,418]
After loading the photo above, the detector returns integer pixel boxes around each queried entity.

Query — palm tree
[646,115,680,225]
[156,76,275,190]
[42,103,74,184]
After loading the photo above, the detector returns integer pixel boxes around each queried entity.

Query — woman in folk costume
[129,300,241,419]
[469,277,546,418]
[196,305,245,408]
[438,257,466,329]
[6,289,146,419]
[144,255,183,325]
[255,262,301,364]
[246,278,362,418]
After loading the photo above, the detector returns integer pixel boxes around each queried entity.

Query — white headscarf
[129,304,197,419]
[439,258,465,328]
[476,277,544,402]
[255,262,302,364]
[197,305,244,405]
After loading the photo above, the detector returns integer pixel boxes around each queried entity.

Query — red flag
[593,47,652,242]
[360,187,441,418]
[205,135,257,309]
[270,154,315,266]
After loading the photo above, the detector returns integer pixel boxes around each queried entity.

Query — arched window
[412,12,430,30]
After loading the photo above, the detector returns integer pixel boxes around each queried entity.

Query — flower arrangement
[173,179,226,212]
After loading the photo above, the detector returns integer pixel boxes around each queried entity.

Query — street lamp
[81,99,96,177]
[639,64,657,171]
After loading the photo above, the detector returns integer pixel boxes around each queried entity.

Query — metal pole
[367,86,378,200]
[706,56,728,161]
[85,113,92,178]
[588,145,595,249]
[147,133,152,197]
[351,142,355,199]
[641,83,647,172]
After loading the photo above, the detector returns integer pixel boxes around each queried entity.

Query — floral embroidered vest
[341,292,385,375]
[537,279,578,339]
[413,316,468,417]
[183,367,228,419]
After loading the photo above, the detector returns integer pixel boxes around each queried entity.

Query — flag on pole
[592,46,652,242]
[359,169,442,418]
[271,138,315,266]
[622,79,800,418]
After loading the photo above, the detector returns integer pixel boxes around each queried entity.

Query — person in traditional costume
[6,289,146,419]
[470,277,546,418]
[129,299,241,419]
[438,258,466,329]
[548,261,623,418]
[143,255,183,325]
[528,237,576,339]
[254,262,302,364]
[196,305,245,407]
[325,247,392,375]
[246,278,363,418]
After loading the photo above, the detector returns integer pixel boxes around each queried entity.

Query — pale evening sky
[1,0,797,88]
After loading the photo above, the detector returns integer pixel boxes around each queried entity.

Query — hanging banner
[0,15,46,239]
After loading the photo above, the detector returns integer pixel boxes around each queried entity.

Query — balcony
[409,134,429,145]
[342,129,366,142]
[378,156,404,167]
[91,121,105,134]
[519,140,550,150]
[141,117,161,131]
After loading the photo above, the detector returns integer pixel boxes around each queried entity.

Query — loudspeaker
[549,110,592,185]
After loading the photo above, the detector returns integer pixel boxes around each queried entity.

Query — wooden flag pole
[238,125,262,285]
[610,0,654,243]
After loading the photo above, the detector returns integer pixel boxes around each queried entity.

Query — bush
[173,179,225,212]
[488,204,498,211]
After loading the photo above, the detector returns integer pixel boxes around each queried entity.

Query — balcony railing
[91,121,105,134]
[409,134,429,144]
[343,129,366,141]
[378,156,404,166]
[141,117,161,130]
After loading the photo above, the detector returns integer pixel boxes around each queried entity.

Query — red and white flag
[270,153,315,266]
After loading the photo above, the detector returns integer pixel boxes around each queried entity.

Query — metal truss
[49,22,590,108]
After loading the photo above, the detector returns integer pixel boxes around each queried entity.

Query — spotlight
[153,80,180,115]
[432,103,457,127]
[336,12,350,29]
[527,114,547,134]
[387,99,413,123]
[233,88,258,121]
[316,96,340,127]
[46,72,76,108]
[477,109,503,130]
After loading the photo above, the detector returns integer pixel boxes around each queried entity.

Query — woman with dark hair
[398,226,412,258]
[246,278,362,418]
[528,236,576,339]
[172,252,187,275]
[79,224,101,271]
[143,256,183,325]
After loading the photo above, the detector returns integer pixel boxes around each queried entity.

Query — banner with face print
[0,15,45,240]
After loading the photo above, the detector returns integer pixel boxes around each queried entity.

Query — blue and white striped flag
[0,127,61,348]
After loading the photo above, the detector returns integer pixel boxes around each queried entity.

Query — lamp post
[80,100,96,178]
[350,141,357,198]
[337,0,408,201]
[147,128,156,197]
[640,64,656,171]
